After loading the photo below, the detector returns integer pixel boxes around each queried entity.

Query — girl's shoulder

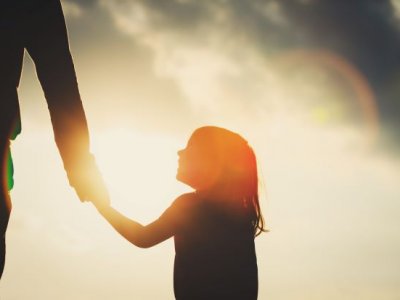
[159,192,200,229]
[173,192,198,208]
[168,192,209,218]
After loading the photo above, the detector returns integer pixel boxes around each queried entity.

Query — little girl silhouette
[91,126,266,299]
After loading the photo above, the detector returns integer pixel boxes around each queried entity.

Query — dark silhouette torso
[169,194,258,300]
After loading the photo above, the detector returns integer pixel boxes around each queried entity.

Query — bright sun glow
[91,129,191,222]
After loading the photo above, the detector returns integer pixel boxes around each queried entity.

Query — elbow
[131,238,154,249]
[136,241,153,249]
[128,231,155,249]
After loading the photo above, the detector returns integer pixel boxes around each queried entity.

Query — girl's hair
[193,126,267,237]
[244,145,266,237]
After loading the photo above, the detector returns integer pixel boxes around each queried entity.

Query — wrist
[93,200,111,213]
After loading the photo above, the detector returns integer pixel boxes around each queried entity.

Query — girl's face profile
[176,130,221,191]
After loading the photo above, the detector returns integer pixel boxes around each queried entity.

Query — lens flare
[6,149,14,191]
[278,49,380,142]
[1,143,14,193]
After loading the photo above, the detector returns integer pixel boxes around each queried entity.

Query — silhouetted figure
[0,0,109,279]
[91,126,266,299]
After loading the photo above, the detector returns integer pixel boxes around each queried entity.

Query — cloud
[277,1,400,136]
[94,0,399,149]
[55,0,400,150]
[96,1,276,124]
[96,1,287,113]
[61,1,83,18]
[63,0,98,8]
[391,0,400,19]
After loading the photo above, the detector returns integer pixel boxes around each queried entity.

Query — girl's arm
[93,203,175,248]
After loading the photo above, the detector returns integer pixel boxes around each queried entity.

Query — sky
[1,0,400,299]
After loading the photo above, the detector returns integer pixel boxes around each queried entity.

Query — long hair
[192,126,267,237]
[242,145,266,237]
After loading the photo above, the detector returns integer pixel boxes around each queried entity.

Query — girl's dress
[159,192,258,300]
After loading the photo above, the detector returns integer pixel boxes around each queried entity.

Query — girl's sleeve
[156,193,195,234]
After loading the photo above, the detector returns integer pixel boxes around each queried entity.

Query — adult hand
[66,153,110,206]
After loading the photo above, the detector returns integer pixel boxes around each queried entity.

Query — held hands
[66,153,110,208]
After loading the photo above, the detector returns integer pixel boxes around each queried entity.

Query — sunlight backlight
[91,129,190,222]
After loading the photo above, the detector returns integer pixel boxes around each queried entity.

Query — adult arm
[25,1,109,204]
